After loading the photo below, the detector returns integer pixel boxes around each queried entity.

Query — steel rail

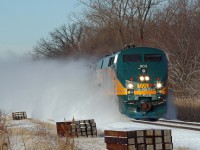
[158,119,200,127]
[131,119,200,132]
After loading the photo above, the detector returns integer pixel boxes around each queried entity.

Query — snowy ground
[74,119,200,150]
[99,121,200,150]
[5,117,200,150]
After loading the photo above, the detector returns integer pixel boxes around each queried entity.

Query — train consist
[95,45,168,120]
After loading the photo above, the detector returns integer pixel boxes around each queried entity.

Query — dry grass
[5,117,77,150]
[174,97,200,122]
[0,110,10,150]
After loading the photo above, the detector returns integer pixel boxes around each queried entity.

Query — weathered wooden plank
[136,130,144,137]
[85,120,89,124]
[105,136,150,145]
[154,129,171,137]
[91,126,97,130]
[104,130,129,137]
[92,130,97,136]
[146,144,154,150]
[89,119,95,123]
[145,137,154,144]
[104,130,138,138]
[163,130,172,136]
[154,130,162,136]
[145,129,154,137]
[128,145,137,150]
[56,122,71,136]
[164,143,173,150]
[86,131,92,135]
[91,122,96,127]
[105,137,128,144]
[136,137,144,144]
[155,143,163,150]
[86,123,91,127]
[81,127,86,132]
[106,143,128,150]
[137,144,145,150]
[106,143,136,150]
[128,138,136,145]
[163,136,172,143]
[76,128,81,132]
[81,132,86,136]
[154,137,163,144]
[106,137,136,145]
[80,123,86,127]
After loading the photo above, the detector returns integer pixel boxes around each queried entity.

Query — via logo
[137,83,149,88]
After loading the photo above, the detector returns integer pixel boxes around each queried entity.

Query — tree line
[32,0,200,99]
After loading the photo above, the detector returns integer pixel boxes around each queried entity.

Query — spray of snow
[0,54,129,126]
[0,52,175,127]
[163,90,177,120]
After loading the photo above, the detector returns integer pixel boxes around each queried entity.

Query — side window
[108,57,114,67]
[101,60,104,69]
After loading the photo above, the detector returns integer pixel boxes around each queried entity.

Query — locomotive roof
[104,46,165,58]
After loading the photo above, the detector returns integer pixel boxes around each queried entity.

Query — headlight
[156,82,162,89]
[127,83,134,89]
[145,76,150,81]
[126,80,134,89]
[139,76,145,81]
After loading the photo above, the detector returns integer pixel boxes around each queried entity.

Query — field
[1,95,199,150]
[0,116,77,150]
[1,114,198,150]
[0,113,107,150]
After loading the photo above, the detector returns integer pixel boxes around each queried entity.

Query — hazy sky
[0,0,80,56]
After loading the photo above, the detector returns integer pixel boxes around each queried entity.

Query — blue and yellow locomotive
[96,45,168,120]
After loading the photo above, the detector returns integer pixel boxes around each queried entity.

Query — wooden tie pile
[12,112,27,120]
[56,119,97,137]
[104,129,173,150]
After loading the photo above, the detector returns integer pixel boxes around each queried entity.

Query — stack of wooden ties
[12,111,27,120]
[104,129,173,150]
[56,119,97,137]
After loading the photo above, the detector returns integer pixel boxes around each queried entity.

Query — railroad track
[131,119,200,132]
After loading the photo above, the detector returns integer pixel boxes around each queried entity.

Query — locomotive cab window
[108,57,114,67]
[100,60,104,69]
[144,54,162,62]
[123,54,142,62]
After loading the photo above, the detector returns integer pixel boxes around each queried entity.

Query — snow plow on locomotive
[95,46,168,120]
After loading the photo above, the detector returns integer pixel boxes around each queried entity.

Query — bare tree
[32,0,200,98]
[150,0,200,97]
[79,0,165,46]
[33,23,83,58]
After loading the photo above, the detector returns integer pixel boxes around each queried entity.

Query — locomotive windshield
[144,54,162,62]
[123,54,141,62]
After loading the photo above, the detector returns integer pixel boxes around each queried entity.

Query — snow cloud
[0,55,126,126]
